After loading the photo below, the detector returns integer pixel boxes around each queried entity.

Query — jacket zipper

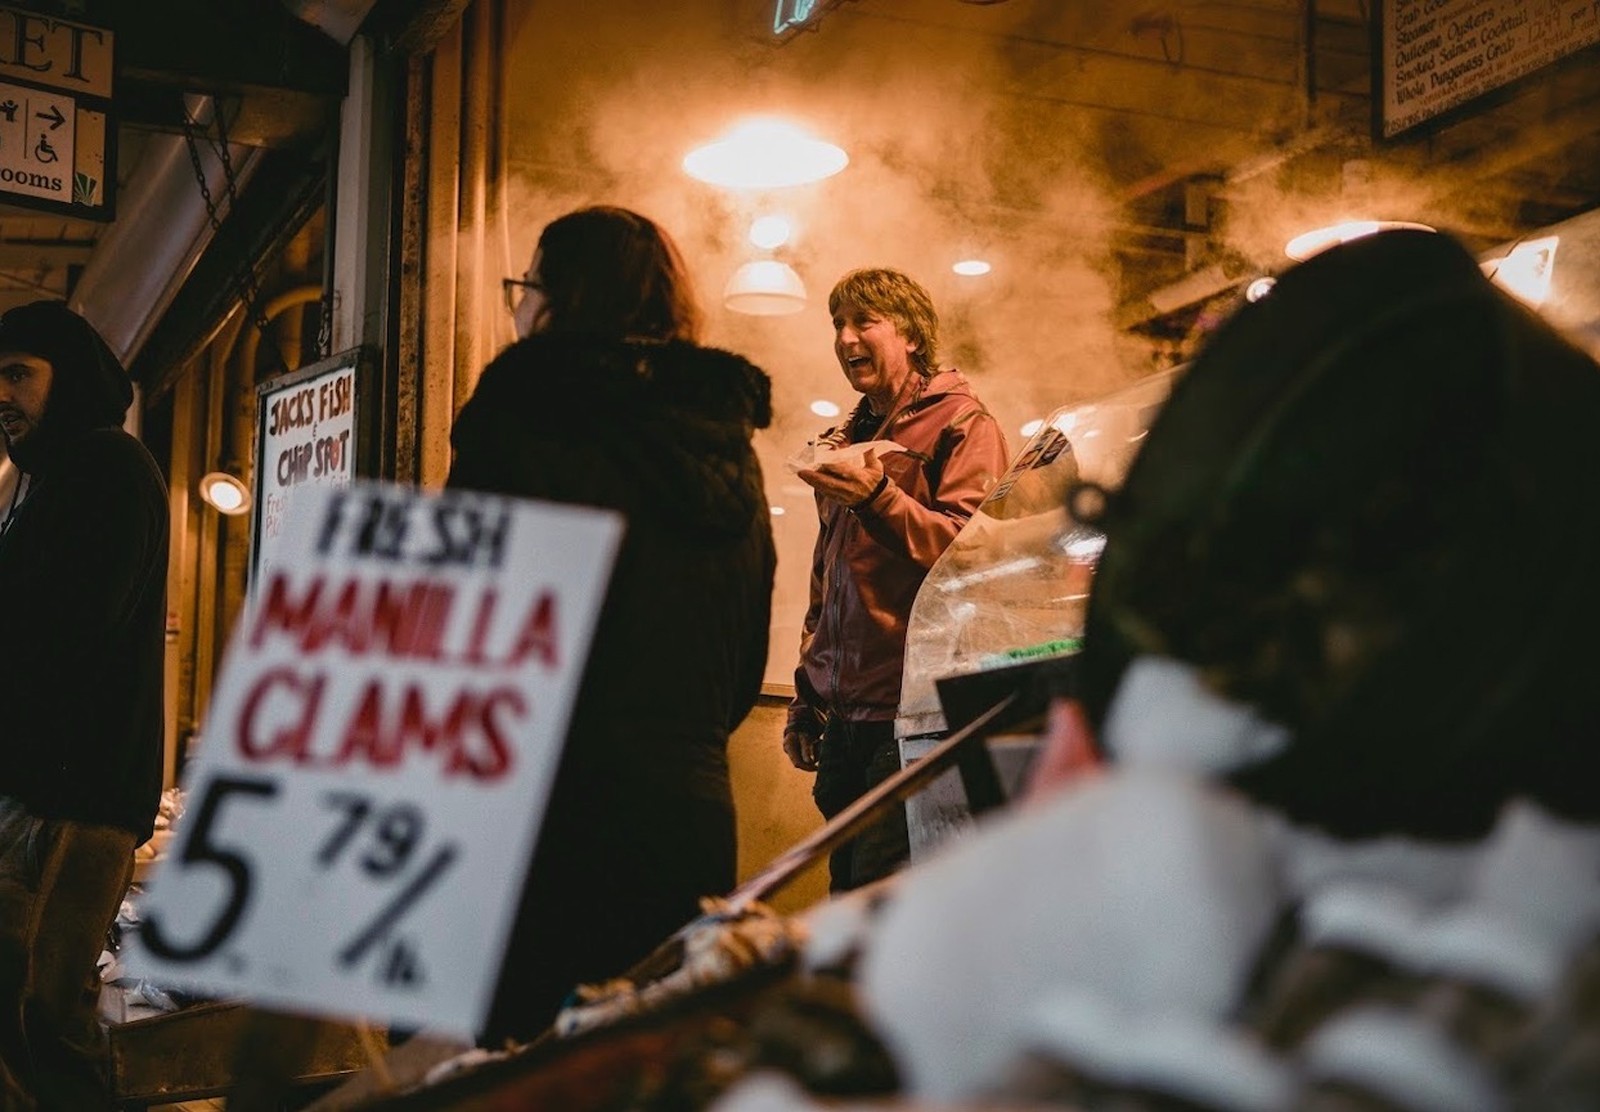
[820,388,921,716]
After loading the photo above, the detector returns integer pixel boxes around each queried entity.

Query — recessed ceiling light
[770,505,787,516]
[684,119,848,190]
[953,259,992,276]
[810,399,842,417]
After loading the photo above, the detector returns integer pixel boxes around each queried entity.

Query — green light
[773,0,822,34]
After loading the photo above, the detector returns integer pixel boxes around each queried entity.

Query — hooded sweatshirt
[0,301,170,841]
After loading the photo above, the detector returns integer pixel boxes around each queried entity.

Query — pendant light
[724,259,807,316]
[684,118,847,190]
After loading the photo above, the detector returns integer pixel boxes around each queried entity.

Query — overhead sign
[0,5,113,218]
[253,348,366,593]
[128,481,623,1034]
[1378,0,1600,139]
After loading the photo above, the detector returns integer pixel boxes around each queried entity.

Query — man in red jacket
[786,268,1010,891]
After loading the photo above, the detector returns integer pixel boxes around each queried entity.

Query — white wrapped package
[784,439,905,476]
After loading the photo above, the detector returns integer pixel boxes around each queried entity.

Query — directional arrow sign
[0,80,75,205]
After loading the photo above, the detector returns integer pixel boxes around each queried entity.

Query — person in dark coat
[0,301,169,1108]
[448,205,776,1043]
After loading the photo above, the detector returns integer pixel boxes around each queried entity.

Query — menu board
[253,348,365,590]
[1379,0,1600,138]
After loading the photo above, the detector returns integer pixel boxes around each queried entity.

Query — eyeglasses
[502,276,542,314]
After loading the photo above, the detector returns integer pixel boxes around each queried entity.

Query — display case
[897,368,1179,741]
[895,369,1178,858]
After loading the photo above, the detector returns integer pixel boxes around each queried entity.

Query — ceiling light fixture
[1482,236,1559,306]
[1244,277,1277,302]
[953,259,992,276]
[1284,220,1435,261]
[684,118,848,190]
[810,399,842,417]
[724,259,807,315]
[199,471,251,515]
[750,214,794,250]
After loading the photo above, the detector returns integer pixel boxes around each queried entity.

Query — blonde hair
[828,268,939,375]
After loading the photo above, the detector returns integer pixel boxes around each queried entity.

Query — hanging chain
[315,281,334,359]
[181,97,282,371]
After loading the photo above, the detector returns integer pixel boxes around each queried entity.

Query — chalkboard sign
[1378,0,1600,139]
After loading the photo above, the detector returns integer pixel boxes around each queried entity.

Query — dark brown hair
[534,206,702,342]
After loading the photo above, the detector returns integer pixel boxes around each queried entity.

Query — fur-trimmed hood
[449,333,773,538]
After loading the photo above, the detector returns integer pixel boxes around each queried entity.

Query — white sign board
[129,482,623,1035]
[1380,0,1600,138]
[253,351,360,592]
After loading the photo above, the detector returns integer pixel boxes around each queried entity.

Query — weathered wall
[728,696,829,915]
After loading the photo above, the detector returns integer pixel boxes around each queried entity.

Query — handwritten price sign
[128,482,622,1034]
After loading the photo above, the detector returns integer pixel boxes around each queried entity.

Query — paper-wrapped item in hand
[785,439,905,476]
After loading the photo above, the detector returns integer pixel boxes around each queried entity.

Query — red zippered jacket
[789,368,1009,731]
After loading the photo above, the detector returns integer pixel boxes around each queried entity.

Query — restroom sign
[0,7,113,218]
[0,80,74,203]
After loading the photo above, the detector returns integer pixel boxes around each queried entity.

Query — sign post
[0,5,113,218]
[127,482,623,1035]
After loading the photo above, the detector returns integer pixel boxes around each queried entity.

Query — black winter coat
[447,333,775,1040]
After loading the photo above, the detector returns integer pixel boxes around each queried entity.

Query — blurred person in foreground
[448,205,776,1043]
[785,268,1009,892]
[0,302,169,1109]
[851,230,1600,1106]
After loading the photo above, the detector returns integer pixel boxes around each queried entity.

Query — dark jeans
[0,797,135,1111]
[812,718,909,893]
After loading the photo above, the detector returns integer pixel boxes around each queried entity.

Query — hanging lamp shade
[724,259,807,316]
[684,119,848,190]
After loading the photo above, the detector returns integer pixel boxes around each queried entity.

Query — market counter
[109,1002,378,1109]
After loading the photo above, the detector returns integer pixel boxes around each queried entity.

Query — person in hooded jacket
[0,301,169,1109]
[447,205,776,1044]
[784,268,1010,892]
